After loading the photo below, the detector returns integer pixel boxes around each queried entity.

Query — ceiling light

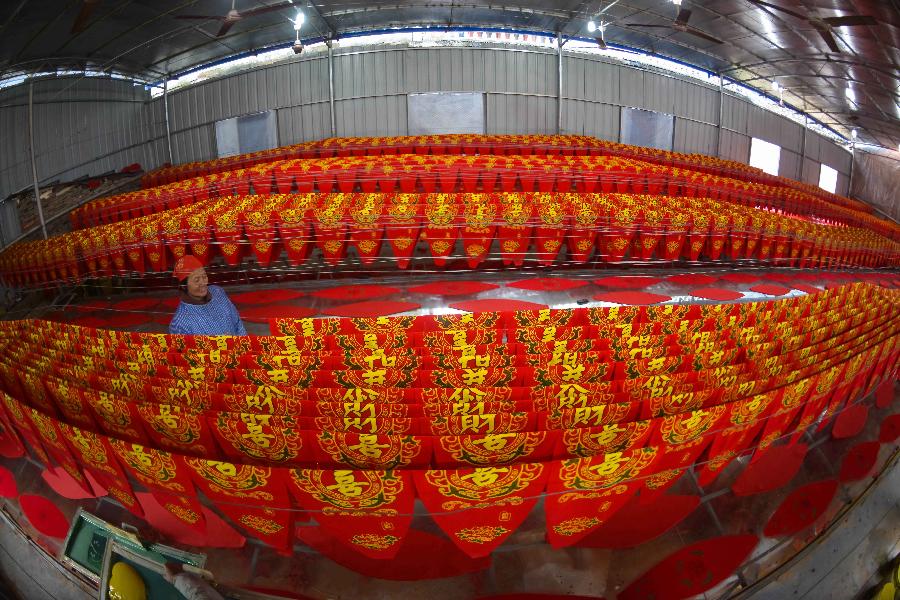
[293,12,304,31]
[672,0,682,5]
[771,81,779,92]
[588,20,597,32]
[292,23,303,54]
[846,85,856,104]
[851,128,858,139]
[595,24,608,49]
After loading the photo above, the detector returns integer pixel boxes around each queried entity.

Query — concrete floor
[0,508,94,600]
[739,451,899,600]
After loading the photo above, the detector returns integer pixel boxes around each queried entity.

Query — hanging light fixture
[588,20,597,32]
[292,11,304,54]
[596,23,608,49]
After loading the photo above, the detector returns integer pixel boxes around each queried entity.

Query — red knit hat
[173,255,204,281]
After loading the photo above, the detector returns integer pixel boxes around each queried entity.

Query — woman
[168,255,246,336]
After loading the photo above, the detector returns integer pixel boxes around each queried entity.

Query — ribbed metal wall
[0,77,152,201]
[0,43,853,203]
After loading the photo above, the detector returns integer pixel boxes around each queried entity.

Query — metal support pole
[163,77,174,164]
[848,141,855,197]
[800,114,807,181]
[327,40,337,138]
[557,33,564,135]
[27,82,47,240]
[716,75,724,158]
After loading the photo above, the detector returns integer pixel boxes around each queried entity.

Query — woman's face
[186,267,208,299]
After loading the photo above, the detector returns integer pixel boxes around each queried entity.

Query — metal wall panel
[719,130,751,164]
[747,106,801,152]
[721,95,749,133]
[819,138,851,173]
[803,132,822,162]
[335,96,407,138]
[568,57,619,105]
[643,72,676,115]
[673,81,718,124]
[779,149,802,182]
[164,59,328,130]
[276,103,331,145]
[673,118,716,156]
[564,56,586,101]
[0,103,31,197]
[487,94,555,134]
[0,77,149,200]
[562,100,618,140]
[802,157,821,185]
[747,105,779,147]
[619,68,643,108]
[1,45,860,203]
[836,172,850,197]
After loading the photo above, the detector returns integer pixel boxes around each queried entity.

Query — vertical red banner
[58,424,145,517]
[108,440,206,534]
[545,448,660,547]
[182,458,294,552]
[414,464,549,557]
[289,468,415,559]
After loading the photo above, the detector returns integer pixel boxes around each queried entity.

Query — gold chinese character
[245,394,275,413]
[572,405,605,427]
[590,452,628,476]
[451,401,485,416]
[462,368,488,386]
[681,410,708,430]
[267,369,289,384]
[348,434,389,458]
[460,467,509,487]
[459,414,496,434]
[591,424,624,446]
[327,470,366,497]
[344,417,377,433]
[362,369,387,386]
[344,402,376,418]
[470,433,515,452]
[240,414,275,448]
[448,387,486,403]
[556,383,589,409]
[157,405,180,429]
[561,363,585,382]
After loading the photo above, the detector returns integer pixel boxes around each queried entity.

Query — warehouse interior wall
[851,151,900,223]
[0,42,853,203]
[0,78,153,200]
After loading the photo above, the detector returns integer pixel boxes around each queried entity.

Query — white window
[749,137,781,176]
[818,164,838,193]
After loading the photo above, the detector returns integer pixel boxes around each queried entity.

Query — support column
[557,33,564,135]
[27,82,47,240]
[327,40,337,138]
[799,113,807,182]
[164,77,174,164]
[848,141,855,197]
[716,75,724,158]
